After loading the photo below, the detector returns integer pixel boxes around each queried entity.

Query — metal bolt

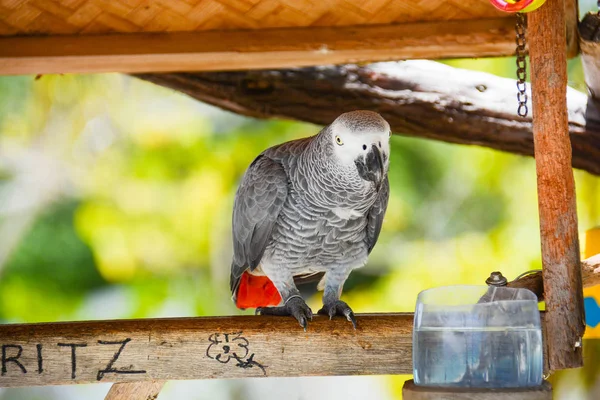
[486,271,508,287]
[543,372,551,380]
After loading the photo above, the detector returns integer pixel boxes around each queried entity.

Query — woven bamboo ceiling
[0,0,579,75]
[0,0,506,36]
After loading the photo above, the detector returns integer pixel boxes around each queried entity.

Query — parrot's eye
[335,136,344,146]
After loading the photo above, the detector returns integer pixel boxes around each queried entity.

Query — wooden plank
[105,380,165,400]
[0,313,551,388]
[402,379,552,400]
[0,17,517,75]
[0,313,414,387]
[528,0,585,371]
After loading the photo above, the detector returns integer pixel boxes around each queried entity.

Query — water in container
[413,285,543,388]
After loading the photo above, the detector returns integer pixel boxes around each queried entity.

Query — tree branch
[580,12,600,100]
[134,60,600,176]
[508,255,600,301]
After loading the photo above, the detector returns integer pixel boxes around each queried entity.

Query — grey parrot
[230,110,390,329]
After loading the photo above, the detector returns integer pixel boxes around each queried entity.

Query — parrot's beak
[355,144,385,190]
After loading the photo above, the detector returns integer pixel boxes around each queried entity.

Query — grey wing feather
[230,155,288,296]
[365,176,390,254]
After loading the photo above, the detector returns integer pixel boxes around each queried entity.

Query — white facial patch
[330,122,391,168]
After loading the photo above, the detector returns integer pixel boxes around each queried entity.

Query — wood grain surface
[402,379,552,400]
[529,0,585,371]
[0,18,517,75]
[0,314,413,387]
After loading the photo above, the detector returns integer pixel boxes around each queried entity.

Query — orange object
[585,226,600,259]
[235,271,282,309]
[584,227,600,338]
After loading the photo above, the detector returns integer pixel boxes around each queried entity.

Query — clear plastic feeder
[413,285,543,388]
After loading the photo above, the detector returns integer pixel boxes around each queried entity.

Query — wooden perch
[135,60,600,176]
[0,314,413,388]
[507,255,600,301]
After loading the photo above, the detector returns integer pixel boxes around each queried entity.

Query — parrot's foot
[256,295,313,331]
[318,300,357,329]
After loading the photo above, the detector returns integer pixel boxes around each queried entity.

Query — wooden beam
[0,18,518,75]
[105,381,165,400]
[507,255,600,301]
[402,379,552,400]
[136,60,600,176]
[528,0,585,371]
[0,314,413,387]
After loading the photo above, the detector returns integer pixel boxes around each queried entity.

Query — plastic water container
[413,285,543,388]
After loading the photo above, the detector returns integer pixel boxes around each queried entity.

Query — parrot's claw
[318,300,357,329]
[256,296,313,331]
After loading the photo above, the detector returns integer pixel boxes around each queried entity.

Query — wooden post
[528,0,585,370]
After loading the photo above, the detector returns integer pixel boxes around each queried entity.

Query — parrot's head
[328,110,391,189]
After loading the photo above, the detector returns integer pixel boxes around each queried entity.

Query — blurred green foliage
[0,201,104,322]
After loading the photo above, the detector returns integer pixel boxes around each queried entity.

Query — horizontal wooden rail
[0,18,517,75]
[0,313,414,387]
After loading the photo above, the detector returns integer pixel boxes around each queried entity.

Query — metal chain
[515,13,528,118]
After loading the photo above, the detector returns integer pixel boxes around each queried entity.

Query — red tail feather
[236,271,282,309]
